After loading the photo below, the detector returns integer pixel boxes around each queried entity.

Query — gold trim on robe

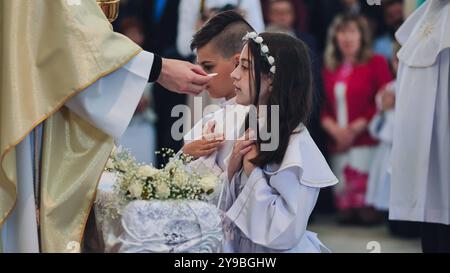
[0,0,141,252]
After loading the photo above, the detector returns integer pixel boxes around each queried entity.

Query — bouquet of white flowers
[94,147,224,253]
[102,147,220,217]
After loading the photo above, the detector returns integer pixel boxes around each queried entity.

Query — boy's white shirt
[183,97,249,173]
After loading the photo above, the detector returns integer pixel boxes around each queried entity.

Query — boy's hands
[181,120,224,159]
[182,138,223,159]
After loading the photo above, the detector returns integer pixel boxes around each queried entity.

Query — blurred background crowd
[112,0,426,252]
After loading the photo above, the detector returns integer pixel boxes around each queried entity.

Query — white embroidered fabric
[118,200,224,253]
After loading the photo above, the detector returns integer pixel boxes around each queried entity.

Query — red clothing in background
[322,55,393,152]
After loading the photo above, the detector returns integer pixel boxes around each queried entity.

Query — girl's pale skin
[228,44,273,178]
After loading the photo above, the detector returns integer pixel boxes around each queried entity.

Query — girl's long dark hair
[246,32,313,167]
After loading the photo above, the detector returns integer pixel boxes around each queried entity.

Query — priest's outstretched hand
[157,58,212,95]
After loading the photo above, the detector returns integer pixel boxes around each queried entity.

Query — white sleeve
[176,0,200,58]
[226,167,319,250]
[65,51,154,139]
[241,0,265,33]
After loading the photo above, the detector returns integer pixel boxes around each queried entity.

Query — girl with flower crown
[219,32,338,253]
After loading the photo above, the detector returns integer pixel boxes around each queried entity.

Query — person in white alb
[0,0,212,253]
[390,0,450,252]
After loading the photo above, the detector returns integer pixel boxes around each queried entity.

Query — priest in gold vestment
[0,0,210,253]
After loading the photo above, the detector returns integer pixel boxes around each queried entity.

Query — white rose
[198,175,218,194]
[155,183,171,199]
[247,32,258,39]
[255,37,263,44]
[270,66,276,74]
[261,45,269,53]
[138,165,159,178]
[128,182,143,199]
[165,161,177,172]
[173,170,188,188]
[118,160,130,172]
[267,56,275,65]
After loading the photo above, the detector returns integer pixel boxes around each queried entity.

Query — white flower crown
[243,32,276,74]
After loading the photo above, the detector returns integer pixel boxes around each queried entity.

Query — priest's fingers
[190,65,209,77]
[190,65,211,85]
[182,83,207,95]
[182,65,211,94]
[158,58,210,95]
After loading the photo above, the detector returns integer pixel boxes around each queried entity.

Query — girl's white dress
[220,125,338,253]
